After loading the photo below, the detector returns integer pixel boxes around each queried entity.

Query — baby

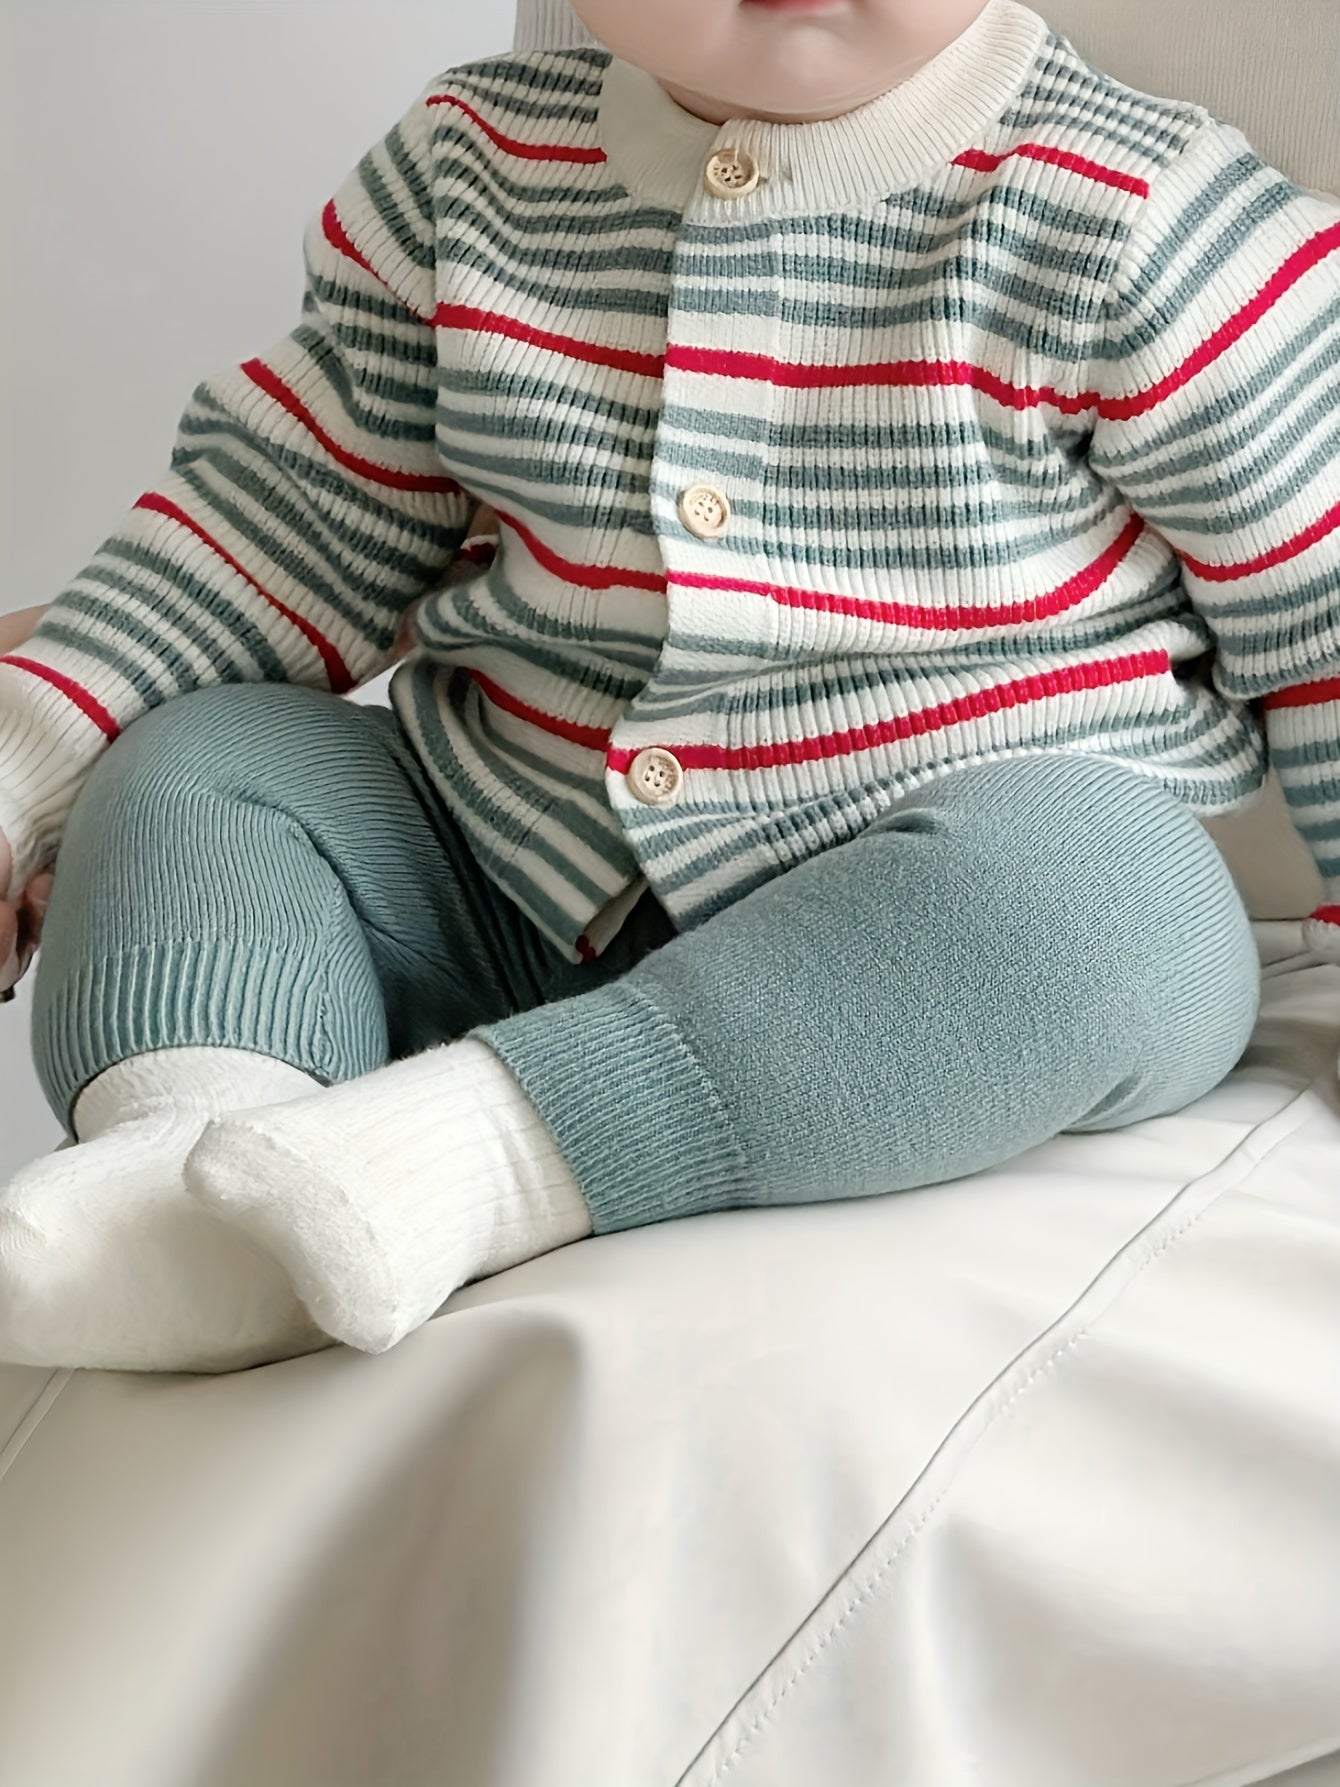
[1,0,1338,1375]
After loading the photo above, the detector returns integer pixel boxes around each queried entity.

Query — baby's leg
[474,751,1264,1231]
[188,750,1263,1363]
[0,681,493,1373]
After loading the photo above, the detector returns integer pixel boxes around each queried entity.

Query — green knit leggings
[30,682,1262,1236]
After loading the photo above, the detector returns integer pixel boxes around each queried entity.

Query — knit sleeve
[1086,120,1340,963]
[0,72,474,898]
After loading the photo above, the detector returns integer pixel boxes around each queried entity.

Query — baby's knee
[77,682,344,814]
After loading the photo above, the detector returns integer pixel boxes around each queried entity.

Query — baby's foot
[183,1037,593,1356]
[0,1049,335,1374]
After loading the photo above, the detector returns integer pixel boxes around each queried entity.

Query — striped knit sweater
[2,0,1339,968]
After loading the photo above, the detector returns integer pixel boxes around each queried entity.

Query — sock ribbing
[74,1047,323,1141]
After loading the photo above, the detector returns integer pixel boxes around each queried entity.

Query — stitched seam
[0,1369,74,1486]
[1176,1732,1340,1787]
[613,977,751,1184]
[688,1074,1328,1786]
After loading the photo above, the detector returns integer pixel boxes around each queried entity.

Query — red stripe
[657,219,1340,423]
[1181,495,1340,582]
[434,304,663,378]
[469,668,612,751]
[1262,675,1340,710]
[670,513,1144,630]
[451,516,1128,651]
[427,92,607,163]
[413,106,1333,442]
[427,92,1134,194]
[239,359,462,496]
[319,198,430,324]
[420,230,1340,439]
[133,493,355,694]
[1097,218,1340,422]
[320,199,377,283]
[494,505,665,593]
[0,657,121,740]
[606,651,1171,774]
[426,89,1139,197]
[652,348,1078,416]
[662,342,1098,417]
[431,302,1335,593]
[1312,906,1340,926]
[953,140,1149,197]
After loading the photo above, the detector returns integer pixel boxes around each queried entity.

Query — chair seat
[1,923,1337,1787]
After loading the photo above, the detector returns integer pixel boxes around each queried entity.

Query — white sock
[0,1047,335,1374]
[182,1036,593,1356]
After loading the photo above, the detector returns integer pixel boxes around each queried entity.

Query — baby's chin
[670,67,900,125]
[674,33,916,119]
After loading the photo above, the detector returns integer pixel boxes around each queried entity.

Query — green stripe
[170,429,448,580]
[170,419,469,633]
[360,132,435,276]
[1193,566,1339,626]
[402,665,559,853]
[1268,755,1340,797]
[447,51,605,122]
[1007,47,1202,158]
[460,712,648,869]
[50,571,285,684]
[1096,304,1340,489]
[288,303,439,413]
[435,182,678,287]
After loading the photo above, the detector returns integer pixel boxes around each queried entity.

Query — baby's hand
[0,828,53,1003]
[0,603,49,657]
[1,606,56,997]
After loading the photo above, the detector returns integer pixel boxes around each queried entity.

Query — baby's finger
[21,873,54,947]
[0,874,54,998]
[0,955,36,1002]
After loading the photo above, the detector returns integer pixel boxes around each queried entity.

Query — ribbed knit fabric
[2,0,1339,964]
[182,1036,593,1355]
[23,678,679,1140]
[511,0,595,55]
[476,750,1265,1234]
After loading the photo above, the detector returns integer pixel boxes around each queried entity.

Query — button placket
[621,148,764,827]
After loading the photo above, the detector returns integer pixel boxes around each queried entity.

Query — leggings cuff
[33,937,361,1134]
[472,979,749,1236]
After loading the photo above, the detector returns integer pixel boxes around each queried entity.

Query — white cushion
[1,941,1336,1786]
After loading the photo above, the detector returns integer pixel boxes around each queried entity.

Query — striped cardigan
[2,0,1339,968]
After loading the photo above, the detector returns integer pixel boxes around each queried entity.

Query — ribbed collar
[597,0,1051,219]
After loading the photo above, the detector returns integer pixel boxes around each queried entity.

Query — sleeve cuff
[0,662,114,896]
